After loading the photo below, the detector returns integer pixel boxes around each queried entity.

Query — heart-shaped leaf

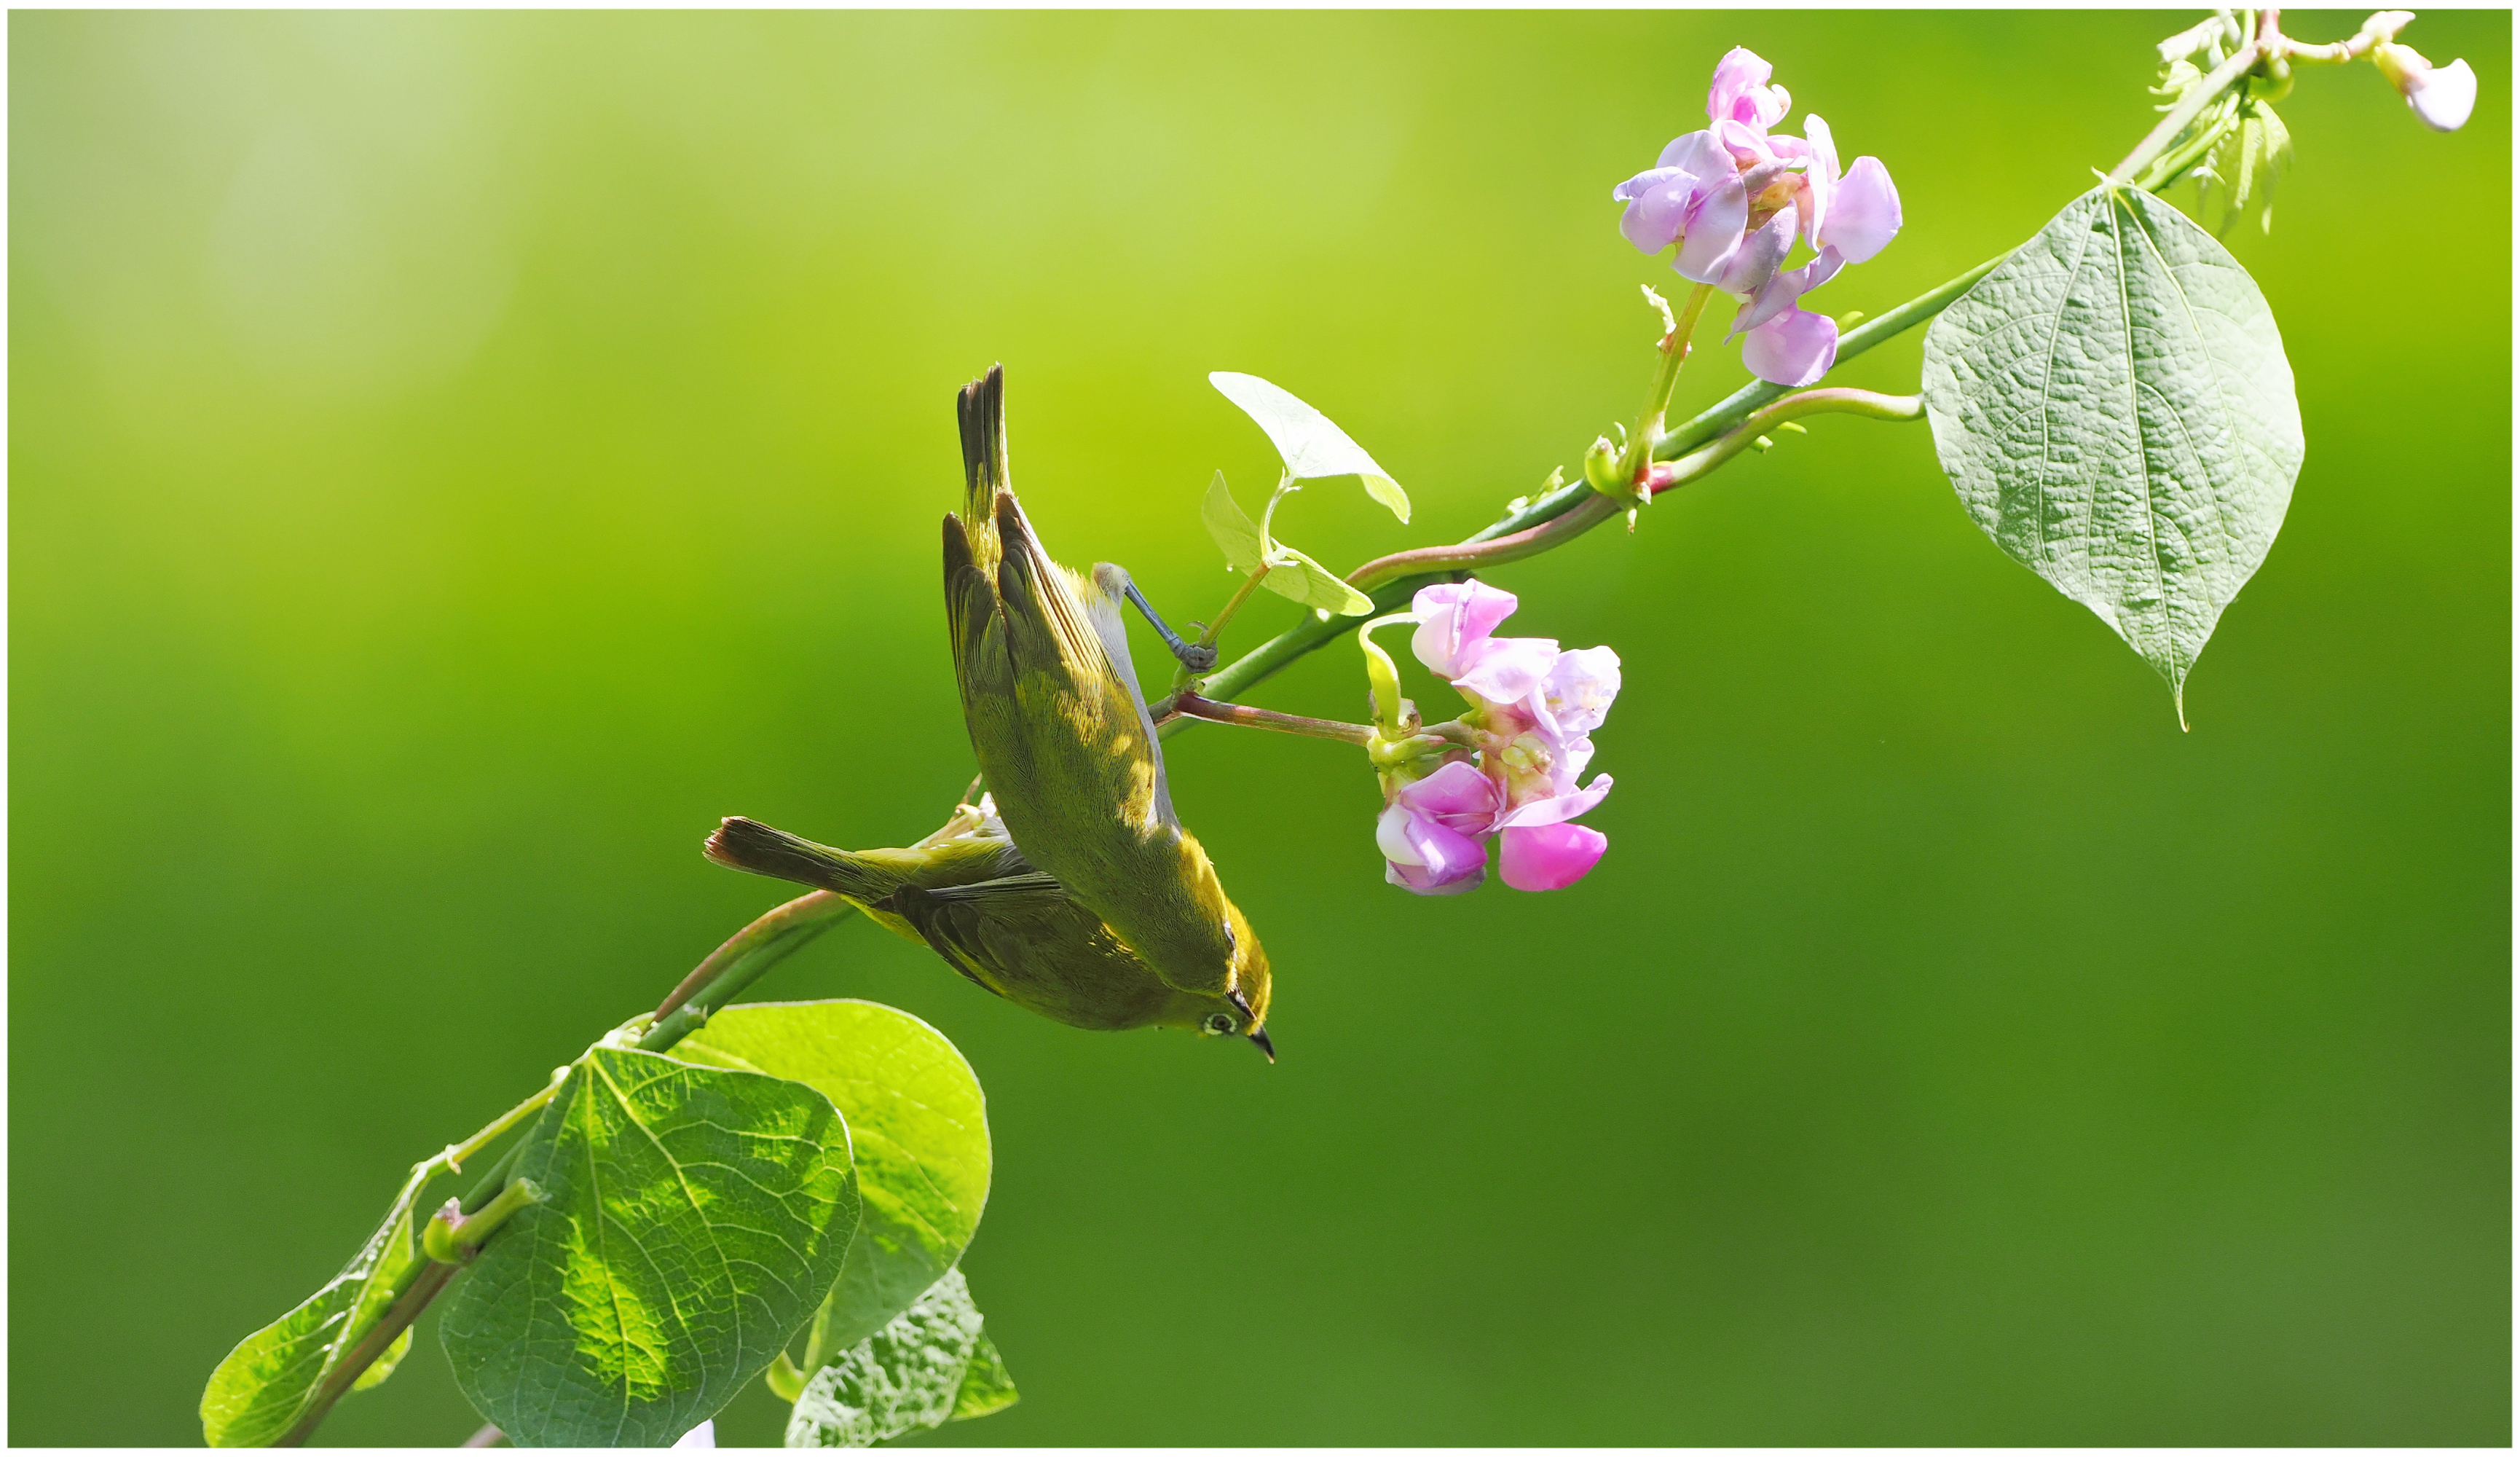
[1921,184,2302,725]
[676,1000,991,1352]
[1202,471,1267,574]
[1201,471,1374,616]
[1261,543,1374,616]
[1210,371,1410,523]
[439,1048,860,1448]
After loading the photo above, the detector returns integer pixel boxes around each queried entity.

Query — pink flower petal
[1493,773,1614,830]
[1410,581,1519,677]
[1452,636,1563,706]
[1741,306,1837,387]
[1532,646,1623,739]
[1818,156,1900,264]
[1500,822,1610,892]
[1800,114,1840,249]
[1656,127,1733,176]
[1376,801,1488,887]
[1713,203,1800,310]
[1706,47,1789,130]
[1397,759,1500,830]
[1387,857,1486,896]
[1672,170,1749,285]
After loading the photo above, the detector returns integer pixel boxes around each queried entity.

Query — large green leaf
[677,1000,991,1350]
[784,1268,1017,1448]
[200,1163,431,1445]
[1210,370,1410,523]
[439,1048,860,1448]
[1921,184,2302,725]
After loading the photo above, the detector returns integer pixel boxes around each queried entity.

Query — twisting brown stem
[1159,693,1377,745]
[1650,388,1924,496]
[1347,493,1623,593]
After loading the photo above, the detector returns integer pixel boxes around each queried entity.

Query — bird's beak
[1245,1024,1276,1063]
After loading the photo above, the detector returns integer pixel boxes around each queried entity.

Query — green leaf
[951,1335,1019,1421]
[1210,371,1409,523]
[1200,471,1373,616]
[1921,184,2302,726]
[2197,98,2291,237]
[1260,541,1374,616]
[439,1047,861,1448]
[1202,471,1267,575]
[676,1000,991,1351]
[350,1329,413,1392]
[200,1163,431,1446]
[784,1268,1016,1448]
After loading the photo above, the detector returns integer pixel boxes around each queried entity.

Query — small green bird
[938,364,1275,1052]
[703,799,1269,1051]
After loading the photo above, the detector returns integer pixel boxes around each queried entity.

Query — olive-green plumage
[704,805,1264,1045]
[940,365,1273,1048]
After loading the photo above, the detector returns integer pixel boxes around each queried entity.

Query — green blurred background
[12,9,2509,1446]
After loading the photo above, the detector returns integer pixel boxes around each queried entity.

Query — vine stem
[274,1261,462,1447]
[275,27,2357,1437]
[2107,18,2267,184]
[1169,25,2331,731]
[1159,692,1377,745]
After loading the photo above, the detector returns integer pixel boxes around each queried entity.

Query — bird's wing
[945,364,1178,838]
[921,871,1069,902]
[885,871,1164,1028]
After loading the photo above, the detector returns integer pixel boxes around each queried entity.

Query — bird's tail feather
[705,817,897,900]
[955,364,1009,575]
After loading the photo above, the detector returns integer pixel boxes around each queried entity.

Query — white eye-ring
[1202,1012,1237,1036]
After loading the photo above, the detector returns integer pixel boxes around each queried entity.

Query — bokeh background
[12,9,2510,1446]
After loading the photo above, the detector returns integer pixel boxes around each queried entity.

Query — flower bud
[2376,41,2478,131]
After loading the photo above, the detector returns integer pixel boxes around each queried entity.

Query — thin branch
[2108,23,2265,184]
[652,889,855,1023]
[1649,388,1924,495]
[1159,693,1377,745]
[1347,493,1622,593]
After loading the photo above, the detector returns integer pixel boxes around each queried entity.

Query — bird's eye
[1202,1012,1236,1036]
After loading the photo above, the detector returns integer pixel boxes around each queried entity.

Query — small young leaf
[1210,371,1409,523]
[1201,471,1267,574]
[439,1048,861,1448]
[1921,184,2303,725]
[1260,542,1374,616]
[200,1163,430,1445]
[676,1000,991,1352]
[951,1335,1020,1421]
[784,1268,1015,1448]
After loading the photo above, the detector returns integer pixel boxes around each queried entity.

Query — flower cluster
[1610,47,1902,387]
[1375,582,1621,895]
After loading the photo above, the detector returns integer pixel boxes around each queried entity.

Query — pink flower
[1376,582,1621,895]
[1610,130,1748,284]
[1706,47,1791,131]
[1377,759,1497,895]
[1610,48,1904,388]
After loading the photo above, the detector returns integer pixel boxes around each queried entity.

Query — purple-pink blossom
[1610,47,1903,387]
[1378,582,1620,896]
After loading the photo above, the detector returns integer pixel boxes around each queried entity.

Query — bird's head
[1162,836,1275,1060]
[1205,898,1274,1061]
